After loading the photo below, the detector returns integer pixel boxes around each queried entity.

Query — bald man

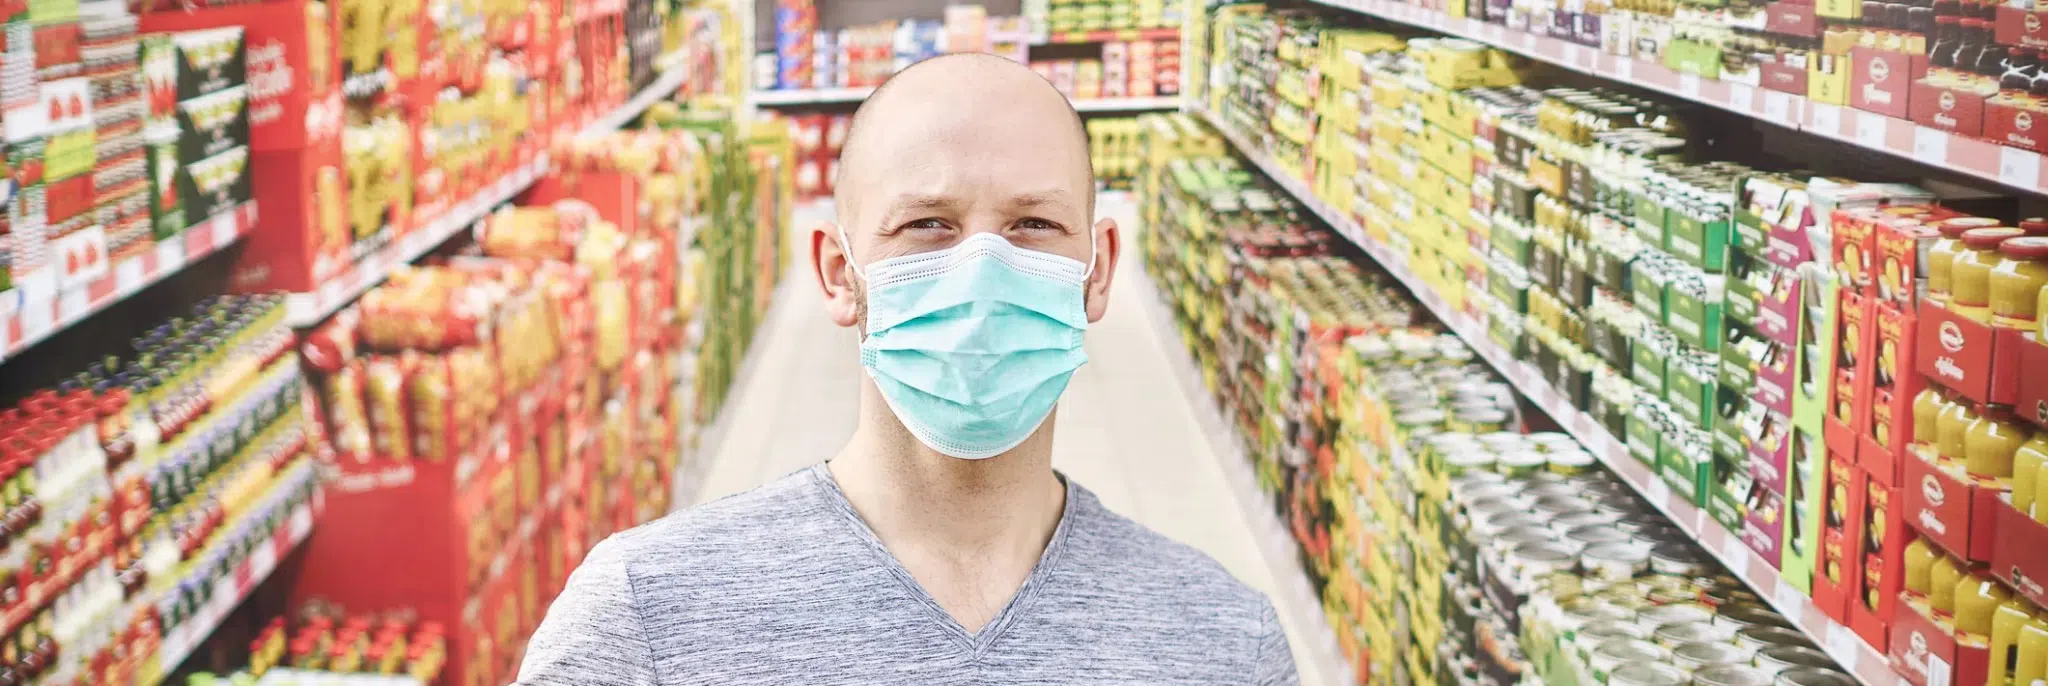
[517,54,1299,686]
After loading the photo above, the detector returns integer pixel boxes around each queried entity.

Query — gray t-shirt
[517,464,1300,685]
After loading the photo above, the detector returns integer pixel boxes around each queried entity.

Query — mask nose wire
[838,225,1099,282]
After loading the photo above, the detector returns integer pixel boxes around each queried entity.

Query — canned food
[1560,598,1638,641]
[1654,620,1734,649]
[1531,431,1580,451]
[1528,481,1591,502]
[1692,664,1772,686]
[1716,603,1794,633]
[1493,525,1562,554]
[1452,407,1511,434]
[1649,584,1705,607]
[1704,585,1761,608]
[1772,668,1854,686]
[1612,661,1690,686]
[1497,450,1548,477]
[1597,494,1647,518]
[1549,450,1597,475]
[1578,619,1654,662]
[1639,603,1715,631]
[1568,524,1638,549]
[1583,542,1652,582]
[1591,640,1671,682]
[1479,431,1529,452]
[1536,494,1596,519]
[1734,626,1817,654]
[1674,641,1751,672]
[1555,511,1622,535]
[1510,542,1578,581]
[1753,646,1836,675]
[1651,543,1711,577]
[1445,451,1499,477]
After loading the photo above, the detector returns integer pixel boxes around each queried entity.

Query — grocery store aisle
[683,194,1343,685]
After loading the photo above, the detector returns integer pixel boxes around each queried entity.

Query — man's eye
[1017,218,1061,231]
[903,218,949,231]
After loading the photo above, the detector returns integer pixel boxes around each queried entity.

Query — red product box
[2019,338,2048,428]
[1763,59,1812,95]
[1849,46,1927,119]
[1828,289,1877,466]
[142,0,343,152]
[232,138,349,294]
[1915,302,2034,408]
[1993,500,2048,606]
[1909,81,1990,137]
[1832,206,1879,296]
[1985,96,2048,153]
[1812,450,1867,623]
[1996,5,2048,49]
[1744,484,1789,567]
[1862,303,1926,482]
[1849,479,1907,647]
[1875,213,1948,310]
[1767,2,1823,36]
[1891,602,1989,686]
[1903,450,2005,563]
[523,171,645,234]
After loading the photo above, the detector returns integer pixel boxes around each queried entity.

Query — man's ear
[1084,217,1119,323]
[812,223,862,328]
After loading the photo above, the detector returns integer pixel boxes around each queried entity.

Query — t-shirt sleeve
[516,536,659,686]
[1253,598,1300,686]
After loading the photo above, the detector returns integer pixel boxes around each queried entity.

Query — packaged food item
[1990,237,2048,330]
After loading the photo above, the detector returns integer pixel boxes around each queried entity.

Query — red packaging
[1828,289,1876,466]
[1848,479,1906,647]
[1763,59,1811,95]
[1861,302,1925,482]
[1996,5,2048,48]
[1849,46,1926,118]
[1812,450,1867,622]
[1984,97,2048,153]
[1767,2,1823,36]
[1903,450,2005,563]
[1890,600,1989,686]
[141,0,342,152]
[1909,81,1990,137]
[1916,302,2034,408]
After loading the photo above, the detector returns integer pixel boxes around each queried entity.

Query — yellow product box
[1809,50,1851,105]
[1370,73,1409,111]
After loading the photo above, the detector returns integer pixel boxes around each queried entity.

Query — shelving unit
[0,203,259,363]
[1304,0,2048,196]
[143,488,324,686]
[1192,105,1898,685]
[283,64,699,328]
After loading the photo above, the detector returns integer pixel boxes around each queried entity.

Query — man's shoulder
[1061,489,1268,612]
[603,466,845,569]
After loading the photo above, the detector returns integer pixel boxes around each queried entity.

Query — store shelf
[1037,26,1181,44]
[144,483,324,685]
[1305,0,2048,196]
[1131,233,1355,686]
[286,63,696,328]
[0,202,258,364]
[1193,105,1899,685]
[749,87,1180,112]
[1073,96,1183,112]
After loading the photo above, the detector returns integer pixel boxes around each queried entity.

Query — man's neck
[826,388,1067,632]
[829,397,1066,555]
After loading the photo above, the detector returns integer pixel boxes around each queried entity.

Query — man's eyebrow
[1009,191,1077,211]
[875,194,959,229]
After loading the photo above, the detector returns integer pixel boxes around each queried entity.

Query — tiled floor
[683,195,1344,685]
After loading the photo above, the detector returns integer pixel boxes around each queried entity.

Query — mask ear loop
[837,225,867,281]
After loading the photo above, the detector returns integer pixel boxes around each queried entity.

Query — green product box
[1706,438,1749,531]
[1632,338,1668,396]
[1731,209,1770,256]
[1488,261,1529,313]
[1666,211,1729,273]
[1666,285,1723,352]
[1781,276,1837,595]
[1491,220,1532,264]
[1631,261,1668,326]
[1663,38,1724,77]
[1724,261,1758,328]
[1719,338,1757,397]
[1633,192,1666,244]
[1665,357,1716,430]
[1658,434,1709,506]
[1626,405,1662,466]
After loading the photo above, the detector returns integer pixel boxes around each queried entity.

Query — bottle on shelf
[1964,406,2035,484]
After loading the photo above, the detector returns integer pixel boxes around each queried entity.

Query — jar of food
[1954,227,2028,323]
[1912,387,1945,456]
[1956,572,2013,641]
[1931,553,1964,620]
[2019,433,2048,517]
[1991,597,2036,685]
[1992,237,2048,330]
[1938,399,1981,467]
[1965,406,2034,482]
[1904,537,1936,600]
[1928,218,2003,305]
[2014,614,2048,686]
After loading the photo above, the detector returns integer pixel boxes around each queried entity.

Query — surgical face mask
[843,230,1094,459]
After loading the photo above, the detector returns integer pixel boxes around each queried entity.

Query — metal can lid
[1772,668,1855,686]
[1611,662,1690,686]
[1674,640,1752,668]
[1754,646,1838,672]
[1654,620,1733,648]
[1735,626,1817,651]
[1595,638,1671,664]
[1693,665,1773,686]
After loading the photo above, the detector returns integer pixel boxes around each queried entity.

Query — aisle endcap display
[1191,105,1897,684]
[0,203,258,363]
[1303,0,2048,197]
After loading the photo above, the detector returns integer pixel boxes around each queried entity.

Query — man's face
[815,89,1117,331]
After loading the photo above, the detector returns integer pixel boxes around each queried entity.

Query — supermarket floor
[678,193,1344,685]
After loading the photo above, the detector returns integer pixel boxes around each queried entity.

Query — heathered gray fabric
[517,464,1300,685]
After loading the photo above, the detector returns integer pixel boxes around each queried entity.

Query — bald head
[834,53,1094,222]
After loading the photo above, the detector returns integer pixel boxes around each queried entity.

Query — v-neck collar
[807,463,1082,656]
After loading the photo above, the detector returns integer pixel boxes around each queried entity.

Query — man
[517,53,1299,685]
